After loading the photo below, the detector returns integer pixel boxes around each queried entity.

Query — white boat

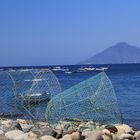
[65,71,72,74]
[52,67,69,72]
[95,67,108,71]
[9,69,16,72]
[17,91,50,104]
[78,67,95,72]
[19,69,30,72]
[0,68,4,71]
[24,79,44,82]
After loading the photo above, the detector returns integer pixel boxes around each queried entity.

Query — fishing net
[46,72,122,128]
[0,69,61,121]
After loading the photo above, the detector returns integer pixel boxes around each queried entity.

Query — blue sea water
[1,64,140,129]
[54,64,140,129]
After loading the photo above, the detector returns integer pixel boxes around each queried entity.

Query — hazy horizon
[1,0,140,66]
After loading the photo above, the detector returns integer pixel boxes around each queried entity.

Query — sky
[0,0,140,66]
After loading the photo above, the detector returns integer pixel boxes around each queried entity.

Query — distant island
[80,42,140,64]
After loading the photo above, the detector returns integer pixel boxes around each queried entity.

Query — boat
[65,71,72,74]
[8,69,16,72]
[24,78,44,82]
[19,69,30,72]
[77,67,95,72]
[0,68,4,71]
[52,66,69,72]
[95,67,108,71]
[17,91,50,104]
[52,66,62,71]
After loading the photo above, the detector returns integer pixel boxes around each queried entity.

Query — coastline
[0,117,140,140]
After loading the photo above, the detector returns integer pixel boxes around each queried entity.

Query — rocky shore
[0,118,140,140]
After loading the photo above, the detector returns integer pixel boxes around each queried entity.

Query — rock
[95,126,101,130]
[13,132,38,140]
[61,134,72,140]
[118,133,134,140]
[5,130,24,139]
[54,129,63,139]
[115,124,134,135]
[0,129,4,134]
[59,132,81,140]
[20,123,34,132]
[71,132,81,140]
[13,133,28,140]
[31,127,57,137]
[102,129,112,136]
[13,122,23,131]
[105,125,118,133]
[36,122,48,127]
[112,133,119,140]
[25,132,38,140]
[55,122,65,130]
[40,135,57,140]
[1,120,13,128]
[63,130,77,136]
[1,120,22,131]
[17,119,27,124]
[1,120,13,125]
[102,135,112,140]
[135,131,140,140]
[64,123,72,131]
[78,122,96,132]
[82,131,103,140]
[0,125,9,132]
[0,134,8,140]
[102,129,113,140]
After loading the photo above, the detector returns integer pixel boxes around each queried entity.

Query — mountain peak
[80,42,140,64]
[115,42,130,47]
[116,42,129,46]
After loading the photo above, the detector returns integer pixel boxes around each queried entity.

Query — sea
[0,64,140,129]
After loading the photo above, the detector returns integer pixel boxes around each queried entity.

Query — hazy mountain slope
[81,42,140,64]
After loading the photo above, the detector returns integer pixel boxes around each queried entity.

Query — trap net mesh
[46,72,122,127]
[0,69,61,121]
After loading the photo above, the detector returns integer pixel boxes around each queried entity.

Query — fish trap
[0,69,61,121]
[46,72,122,128]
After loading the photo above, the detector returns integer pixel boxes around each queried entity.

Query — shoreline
[0,117,140,140]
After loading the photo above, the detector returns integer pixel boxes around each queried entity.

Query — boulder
[54,129,63,139]
[20,123,34,132]
[71,132,81,140]
[12,122,23,131]
[61,134,72,140]
[115,124,134,135]
[40,135,58,140]
[25,132,38,140]
[31,127,57,137]
[0,129,4,134]
[118,133,134,140]
[63,130,77,136]
[13,133,28,140]
[102,135,112,140]
[102,129,113,140]
[105,125,118,134]
[13,132,38,140]
[0,134,8,140]
[16,119,27,124]
[135,131,140,140]
[36,122,48,127]
[1,120,13,125]
[1,120,22,131]
[62,131,81,140]
[5,130,24,139]
[82,131,103,140]
[0,125,9,132]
